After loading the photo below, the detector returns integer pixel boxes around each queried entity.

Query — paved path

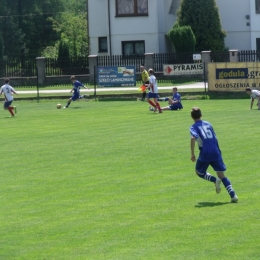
[16,82,207,94]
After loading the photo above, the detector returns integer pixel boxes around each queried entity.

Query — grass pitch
[0,99,259,259]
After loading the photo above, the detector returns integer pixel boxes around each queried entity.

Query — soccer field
[0,99,259,259]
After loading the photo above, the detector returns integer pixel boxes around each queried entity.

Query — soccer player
[245,87,260,110]
[64,76,90,108]
[145,68,162,113]
[140,65,149,101]
[189,107,238,203]
[161,87,183,111]
[0,78,17,117]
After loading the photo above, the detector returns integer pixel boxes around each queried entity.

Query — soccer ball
[57,104,62,109]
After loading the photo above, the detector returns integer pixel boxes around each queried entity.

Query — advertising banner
[97,66,136,86]
[208,62,260,91]
[163,63,203,76]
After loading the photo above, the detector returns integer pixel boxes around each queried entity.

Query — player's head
[70,75,76,82]
[4,78,9,84]
[173,87,177,93]
[148,68,154,75]
[191,107,202,120]
[245,87,252,94]
[140,64,145,72]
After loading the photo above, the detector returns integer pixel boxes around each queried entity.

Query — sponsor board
[163,63,203,76]
[208,62,260,91]
[98,66,136,86]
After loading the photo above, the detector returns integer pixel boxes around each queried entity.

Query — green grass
[0,99,259,259]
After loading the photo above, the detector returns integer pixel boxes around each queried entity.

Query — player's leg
[147,95,156,109]
[64,97,73,108]
[213,160,238,202]
[141,91,146,101]
[161,106,171,111]
[4,101,14,116]
[196,159,218,185]
[154,97,162,113]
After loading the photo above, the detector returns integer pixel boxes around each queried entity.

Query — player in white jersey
[245,87,260,110]
[145,68,162,113]
[0,78,17,117]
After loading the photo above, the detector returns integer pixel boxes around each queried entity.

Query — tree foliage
[48,12,88,58]
[0,0,87,58]
[167,23,196,52]
[176,0,226,51]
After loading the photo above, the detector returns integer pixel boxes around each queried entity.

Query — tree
[176,0,226,51]
[48,12,88,57]
[167,23,196,52]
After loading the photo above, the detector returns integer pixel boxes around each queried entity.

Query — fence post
[36,57,46,85]
[144,53,154,70]
[201,51,211,81]
[88,55,98,82]
[229,49,239,62]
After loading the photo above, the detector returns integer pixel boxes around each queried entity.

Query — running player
[64,76,90,108]
[190,107,238,203]
[0,78,17,117]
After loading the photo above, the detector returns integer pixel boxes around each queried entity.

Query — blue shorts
[147,92,159,99]
[4,100,13,108]
[169,103,183,110]
[71,94,80,101]
[196,157,226,174]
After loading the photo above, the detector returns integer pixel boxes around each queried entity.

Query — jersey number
[198,126,213,139]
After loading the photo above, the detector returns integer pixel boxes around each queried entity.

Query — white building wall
[88,0,176,55]
[88,0,109,55]
[216,0,251,50]
[88,0,260,55]
[249,0,260,50]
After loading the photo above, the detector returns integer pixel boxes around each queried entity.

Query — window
[99,37,108,52]
[122,41,145,57]
[256,0,260,13]
[116,0,148,16]
[257,38,260,50]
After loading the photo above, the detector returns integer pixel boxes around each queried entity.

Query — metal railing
[238,50,260,62]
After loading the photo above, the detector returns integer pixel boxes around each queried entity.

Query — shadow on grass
[195,201,230,208]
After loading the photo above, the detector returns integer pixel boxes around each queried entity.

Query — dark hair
[245,87,251,92]
[4,78,9,84]
[191,107,202,119]
[70,75,76,80]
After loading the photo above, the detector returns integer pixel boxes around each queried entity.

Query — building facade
[87,0,260,56]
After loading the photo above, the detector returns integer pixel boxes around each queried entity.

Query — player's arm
[82,85,90,90]
[190,136,196,162]
[250,97,254,110]
[257,96,260,106]
[11,88,17,94]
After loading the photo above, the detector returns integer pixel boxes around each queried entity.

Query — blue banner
[97,66,136,86]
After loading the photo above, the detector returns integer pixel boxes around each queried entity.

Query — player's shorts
[147,92,159,99]
[71,94,80,101]
[169,103,183,110]
[4,100,13,108]
[196,157,226,174]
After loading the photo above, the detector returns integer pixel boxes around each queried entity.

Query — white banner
[163,63,203,76]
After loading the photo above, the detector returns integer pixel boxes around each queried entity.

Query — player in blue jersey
[190,107,238,203]
[64,76,90,108]
[161,87,183,111]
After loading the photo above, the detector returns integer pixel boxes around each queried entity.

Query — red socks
[8,107,14,116]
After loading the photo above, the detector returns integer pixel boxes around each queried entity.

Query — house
[87,0,260,56]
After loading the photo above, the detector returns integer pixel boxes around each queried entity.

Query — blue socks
[222,177,235,198]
